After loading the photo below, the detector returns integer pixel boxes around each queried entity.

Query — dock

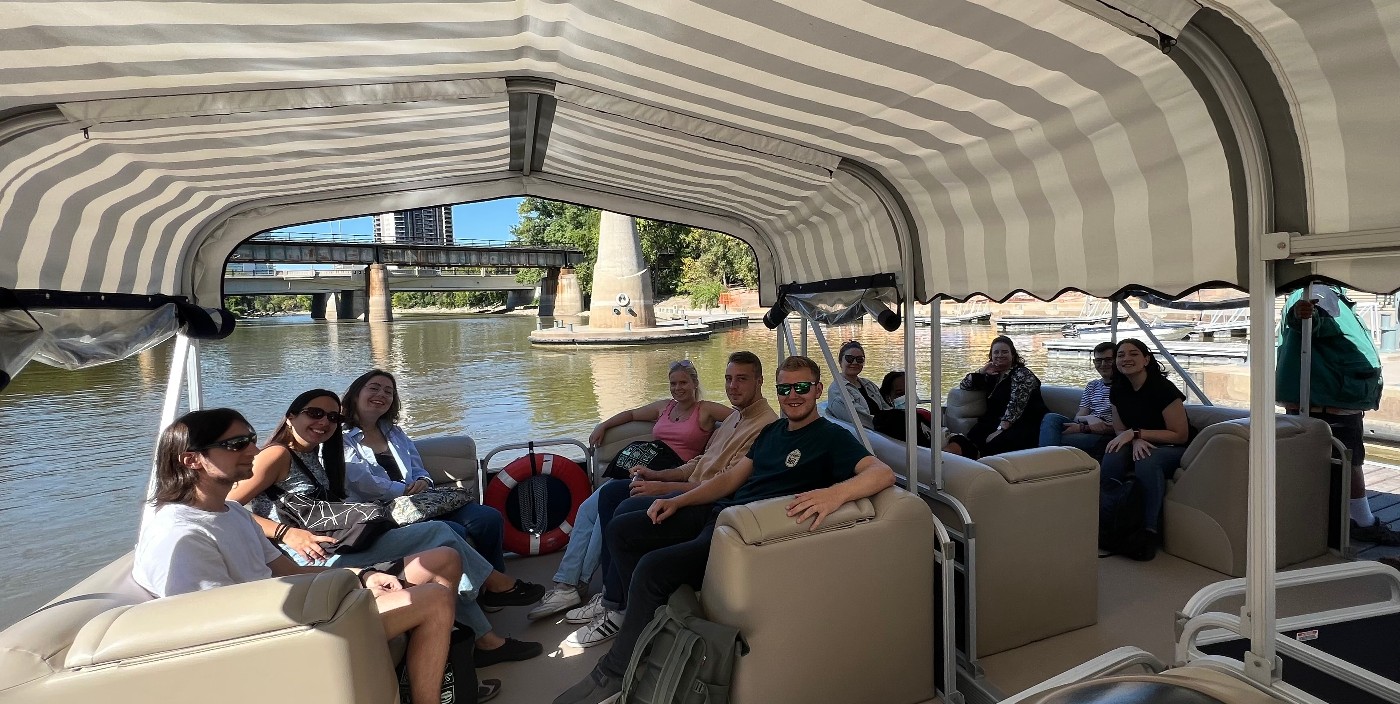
[998,314,1123,332]
[1044,339,1249,364]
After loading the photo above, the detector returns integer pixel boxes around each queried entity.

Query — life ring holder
[616,292,631,307]
[480,439,593,556]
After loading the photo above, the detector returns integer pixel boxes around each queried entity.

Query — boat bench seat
[0,554,395,704]
[593,420,657,480]
[702,487,936,704]
[829,414,1100,657]
[947,385,1335,577]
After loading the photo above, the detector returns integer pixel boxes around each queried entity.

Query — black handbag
[603,440,684,480]
[266,454,393,553]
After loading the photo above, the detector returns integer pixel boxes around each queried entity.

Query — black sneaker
[478,679,503,703]
[479,579,546,608]
[1351,519,1400,546]
[553,668,621,704]
[474,637,543,668]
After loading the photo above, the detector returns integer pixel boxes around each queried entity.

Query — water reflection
[0,314,1103,626]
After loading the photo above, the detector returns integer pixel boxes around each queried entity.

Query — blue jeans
[1039,413,1112,457]
[285,521,494,637]
[1099,444,1188,531]
[440,502,506,572]
[551,489,604,586]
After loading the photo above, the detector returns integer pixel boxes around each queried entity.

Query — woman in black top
[958,336,1047,456]
[1102,338,1191,550]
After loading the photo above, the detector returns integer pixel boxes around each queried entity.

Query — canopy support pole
[803,312,874,453]
[185,338,204,411]
[799,317,809,357]
[1298,281,1317,414]
[1120,303,1211,405]
[930,299,944,490]
[1111,300,1120,342]
[142,333,193,533]
[905,295,919,493]
[1245,233,1281,685]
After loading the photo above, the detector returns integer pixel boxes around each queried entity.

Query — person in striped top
[1038,341,1116,457]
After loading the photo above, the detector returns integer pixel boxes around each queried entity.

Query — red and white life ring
[483,453,591,556]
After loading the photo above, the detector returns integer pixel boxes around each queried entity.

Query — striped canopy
[2,0,1399,310]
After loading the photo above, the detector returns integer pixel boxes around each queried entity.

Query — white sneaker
[565,592,608,624]
[564,610,623,648]
[527,585,582,621]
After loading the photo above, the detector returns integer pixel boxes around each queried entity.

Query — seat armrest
[717,495,875,545]
[67,571,360,667]
[978,446,1097,484]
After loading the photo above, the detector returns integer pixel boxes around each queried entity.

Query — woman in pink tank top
[588,359,733,460]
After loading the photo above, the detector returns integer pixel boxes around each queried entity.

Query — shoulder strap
[622,608,675,700]
[287,451,330,500]
[652,630,702,704]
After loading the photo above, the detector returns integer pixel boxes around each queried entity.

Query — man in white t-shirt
[134,408,491,704]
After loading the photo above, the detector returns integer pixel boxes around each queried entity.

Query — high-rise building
[372,206,454,245]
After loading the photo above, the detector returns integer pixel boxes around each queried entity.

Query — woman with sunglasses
[826,341,892,429]
[340,369,523,576]
[229,389,544,669]
[531,360,733,622]
[957,336,1048,456]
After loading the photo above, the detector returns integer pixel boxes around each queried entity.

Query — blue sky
[270,197,524,242]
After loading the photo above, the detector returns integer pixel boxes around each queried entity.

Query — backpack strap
[651,629,702,704]
[621,607,675,700]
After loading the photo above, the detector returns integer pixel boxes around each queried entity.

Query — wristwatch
[1132,429,1141,440]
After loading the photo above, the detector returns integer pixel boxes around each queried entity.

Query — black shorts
[1312,410,1365,467]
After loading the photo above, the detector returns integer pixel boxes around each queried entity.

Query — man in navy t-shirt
[555,355,896,704]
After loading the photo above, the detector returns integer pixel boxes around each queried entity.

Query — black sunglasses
[298,408,346,423]
[196,433,258,453]
[775,381,815,396]
[843,355,865,364]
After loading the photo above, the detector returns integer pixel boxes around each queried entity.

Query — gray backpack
[621,586,748,704]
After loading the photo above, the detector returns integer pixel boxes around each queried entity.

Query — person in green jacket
[1277,284,1396,545]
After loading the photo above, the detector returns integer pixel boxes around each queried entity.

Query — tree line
[509,198,758,309]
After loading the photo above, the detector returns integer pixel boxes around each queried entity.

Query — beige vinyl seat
[701,487,937,704]
[950,385,1336,577]
[0,557,395,704]
[828,412,1100,658]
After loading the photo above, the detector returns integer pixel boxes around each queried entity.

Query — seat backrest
[701,488,935,704]
[594,420,655,468]
[0,553,150,693]
[1040,386,1082,418]
[415,434,479,491]
[945,386,985,435]
[1164,413,1332,575]
[1184,404,1248,429]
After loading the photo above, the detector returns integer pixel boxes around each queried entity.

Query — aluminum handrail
[1178,610,1400,702]
[1180,561,1400,619]
[477,438,590,499]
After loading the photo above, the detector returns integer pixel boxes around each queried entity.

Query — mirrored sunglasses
[775,381,815,396]
[196,433,258,452]
[298,407,346,423]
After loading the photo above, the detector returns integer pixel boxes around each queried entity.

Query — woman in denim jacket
[341,369,519,576]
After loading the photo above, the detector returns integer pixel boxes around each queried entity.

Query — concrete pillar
[553,268,585,317]
[505,289,534,311]
[588,212,655,328]
[366,263,393,323]
[538,267,561,316]
[329,290,365,321]
[309,293,328,320]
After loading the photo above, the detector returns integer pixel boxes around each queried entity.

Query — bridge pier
[330,289,365,321]
[310,293,329,320]
[551,267,585,317]
[505,289,534,311]
[366,263,393,323]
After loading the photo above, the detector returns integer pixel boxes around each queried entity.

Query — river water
[0,314,1096,627]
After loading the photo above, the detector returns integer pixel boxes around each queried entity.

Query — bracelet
[357,568,381,587]
[273,523,291,543]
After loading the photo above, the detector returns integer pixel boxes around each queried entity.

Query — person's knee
[419,545,462,577]
[413,582,456,625]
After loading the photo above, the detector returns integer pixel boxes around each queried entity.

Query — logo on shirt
[785,449,801,468]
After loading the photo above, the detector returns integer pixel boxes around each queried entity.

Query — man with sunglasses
[1038,341,1117,457]
[555,356,895,704]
